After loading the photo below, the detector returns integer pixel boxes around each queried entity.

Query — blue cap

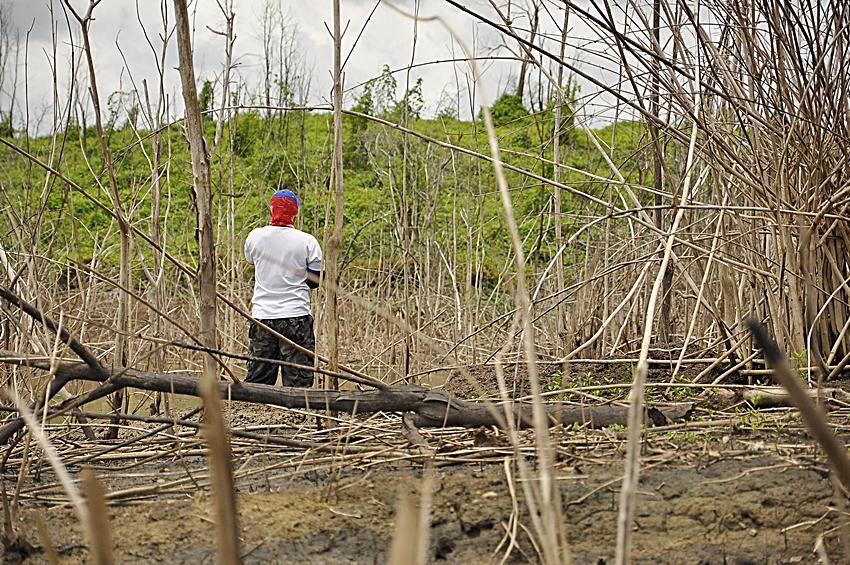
[272,189,300,208]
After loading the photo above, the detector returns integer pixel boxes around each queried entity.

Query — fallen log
[0,351,693,441]
[704,386,850,410]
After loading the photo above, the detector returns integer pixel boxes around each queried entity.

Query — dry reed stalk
[616,62,703,564]
[383,4,569,560]
[199,375,242,564]
[670,202,727,382]
[491,354,554,562]
[387,490,423,565]
[816,535,832,565]
[80,468,114,565]
[747,319,850,494]
[496,456,522,564]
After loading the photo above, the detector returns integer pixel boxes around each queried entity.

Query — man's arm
[244,231,255,265]
[306,268,321,289]
[306,236,323,289]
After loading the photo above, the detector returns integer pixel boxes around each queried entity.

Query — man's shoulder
[291,228,320,245]
[247,225,276,240]
[246,225,267,237]
[247,226,319,246]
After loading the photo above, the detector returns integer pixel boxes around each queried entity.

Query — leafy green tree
[198,80,214,113]
[394,77,424,120]
[0,112,13,138]
[351,83,374,133]
[481,93,529,126]
[373,65,397,115]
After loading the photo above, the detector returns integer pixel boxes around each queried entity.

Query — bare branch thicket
[62,0,132,440]
[0,0,847,561]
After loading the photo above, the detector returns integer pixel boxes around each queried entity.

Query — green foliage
[371,65,398,115]
[351,85,374,133]
[667,386,695,401]
[545,370,563,393]
[199,80,215,114]
[1,89,647,303]
[0,113,13,138]
[105,90,131,133]
[667,431,704,444]
[356,64,399,118]
[481,93,529,126]
[435,93,458,122]
[397,77,424,120]
[748,394,766,407]
[351,64,400,131]
[352,86,373,115]
[737,411,767,431]
[789,350,808,378]
[352,64,424,124]
[274,79,294,107]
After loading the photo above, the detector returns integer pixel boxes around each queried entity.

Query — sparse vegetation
[1,0,849,563]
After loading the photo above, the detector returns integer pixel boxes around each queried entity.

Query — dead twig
[748,319,850,494]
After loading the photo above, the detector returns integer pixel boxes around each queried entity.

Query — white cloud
[3,0,629,133]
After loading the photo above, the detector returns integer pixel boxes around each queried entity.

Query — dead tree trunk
[172,2,239,563]
[173,0,218,387]
[0,352,693,439]
[324,0,345,389]
[515,1,540,100]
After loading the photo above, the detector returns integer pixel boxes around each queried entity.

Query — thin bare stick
[748,319,850,494]
[79,468,114,565]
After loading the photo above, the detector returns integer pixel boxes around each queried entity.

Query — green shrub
[481,93,528,126]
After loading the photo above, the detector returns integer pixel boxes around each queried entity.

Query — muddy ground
[4,362,850,564]
[10,446,844,564]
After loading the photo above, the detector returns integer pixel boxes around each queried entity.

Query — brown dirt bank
[9,449,844,564]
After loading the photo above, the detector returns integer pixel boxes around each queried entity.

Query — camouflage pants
[246,315,315,388]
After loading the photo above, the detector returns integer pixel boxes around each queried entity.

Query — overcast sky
[3,0,630,133]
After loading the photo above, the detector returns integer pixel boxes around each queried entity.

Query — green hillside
[0,101,649,287]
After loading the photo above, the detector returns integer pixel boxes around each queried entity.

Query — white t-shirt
[244,226,323,319]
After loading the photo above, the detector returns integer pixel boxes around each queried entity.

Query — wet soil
[8,437,847,564]
[4,362,850,564]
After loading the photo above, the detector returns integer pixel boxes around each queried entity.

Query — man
[244,189,323,387]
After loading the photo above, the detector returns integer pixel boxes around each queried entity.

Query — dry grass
[1,0,850,562]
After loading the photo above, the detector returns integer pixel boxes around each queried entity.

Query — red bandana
[269,194,298,227]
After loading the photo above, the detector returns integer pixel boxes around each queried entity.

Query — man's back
[245,225,323,319]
